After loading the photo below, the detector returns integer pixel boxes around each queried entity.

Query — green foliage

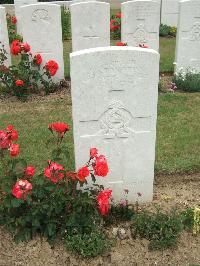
[180,208,194,231]
[6,14,23,44]
[173,70,200,92]
[65,231,112,257]
[131,209,183,250]
[61,7,71,40]
[159,24,171,37]
[159,24,177,37]
[104,203,134,225]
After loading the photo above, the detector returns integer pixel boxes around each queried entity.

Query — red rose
[6,125,14,131]
[48,122,69,134]
[11,16,17,24]
[45,60,59,76]
[15,80,24,87]
[90,147,98,158]
[77,166,90,182]
[25,166,35,177]
[116,13,122,19]
[116,42,127,46]
[44,161,64,183]
[97,189,112,216]
[10,130,18,141]
[11,40,21,55]
[12,179,32,200]
[93,155,109,177]
[34,54,42,65]
[21,42,31,52]
[0,130,11,149]
[9,143,20,157]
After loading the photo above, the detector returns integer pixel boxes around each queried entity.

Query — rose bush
[0,40,60,100]
[110,12,121,40]
[6,14,23,44]
[0,122,112,248]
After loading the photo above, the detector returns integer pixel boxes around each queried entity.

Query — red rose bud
[116,42,127,46]
[21,42,31,52]
[48,122,69,134]
[90,147,98,158]
[11,16,17,24]
[34,54,42,65]
[15,80,24,87]
[11,40,21,55]
[9,143,20,157]
[97,189,112,216]
[25,166,35,177]
[77,166,90,182]
[93,155,109,177]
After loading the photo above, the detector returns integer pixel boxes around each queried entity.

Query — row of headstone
[71,0,160,52]
[1,0,200,75]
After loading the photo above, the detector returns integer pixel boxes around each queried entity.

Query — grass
[156,93,200,173]
[159,37,176,73]
[0,92,199,174]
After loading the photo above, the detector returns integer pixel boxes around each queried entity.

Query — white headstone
[121,0,160,51]
[20,3,64,80]
[175,0,200,73]
[14,0,38,35]
[0,7,11,67]
[161,0,179,27]
[71,1,110,52]
[70,47,159,203]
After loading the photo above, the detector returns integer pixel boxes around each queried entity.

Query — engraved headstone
[14,0,38,35]
[71,1,110,52]
[20,3,64,80]
[121,0,160,51]
[0,7,11,67]
[175,0,200,73]
[70,47,159,202]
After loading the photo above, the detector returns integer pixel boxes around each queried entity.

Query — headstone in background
[14,0,38,35]
[21,3,64,80]
[161,0,179,27]
[0,7,11,67]
[70,46,159,203]
[71,1,110,51]
[121,0,160,51]
[175,0,200,73]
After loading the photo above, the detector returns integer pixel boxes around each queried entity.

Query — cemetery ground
[0,89,200,265]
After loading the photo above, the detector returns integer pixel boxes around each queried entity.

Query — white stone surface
[70,46,159,203]
[175,0,200,73]
[161,0,179,26]
[71,1,110,52]
[20,3,64,80]
[14,0,38,35]
[0,7,11,67]
[121,0,160,51]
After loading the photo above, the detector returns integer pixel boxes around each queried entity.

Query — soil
[0,173,199,266]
